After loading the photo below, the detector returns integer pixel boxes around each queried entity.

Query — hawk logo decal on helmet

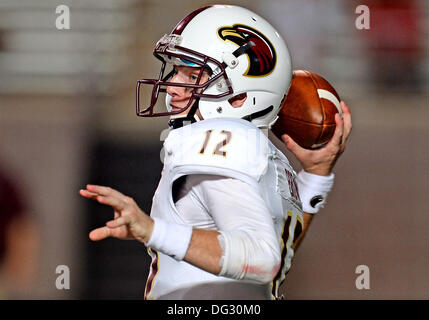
[218,24,277,77]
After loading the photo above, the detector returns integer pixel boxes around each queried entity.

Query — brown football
[271,70,342,149]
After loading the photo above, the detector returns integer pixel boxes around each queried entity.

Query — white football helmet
[137,4,292,128]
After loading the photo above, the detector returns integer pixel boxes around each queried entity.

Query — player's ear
[228,93,247,108]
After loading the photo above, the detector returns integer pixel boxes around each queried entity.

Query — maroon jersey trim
[144,249,159,299]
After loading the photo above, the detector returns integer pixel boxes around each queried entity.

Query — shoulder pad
[163,118,270,181]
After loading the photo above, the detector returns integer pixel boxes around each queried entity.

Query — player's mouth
[170,103,185,113]
[169,104,187,118]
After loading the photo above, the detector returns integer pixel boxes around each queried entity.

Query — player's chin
[169,106,189,117]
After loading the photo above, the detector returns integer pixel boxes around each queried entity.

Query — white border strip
[317,89,342,116]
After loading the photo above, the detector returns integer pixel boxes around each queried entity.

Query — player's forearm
[184,229,223,275]
[159,225,279,283]
[183,228,280,284]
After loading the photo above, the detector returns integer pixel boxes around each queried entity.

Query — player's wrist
[146,217,193,261]
[302,163,333,176]
[142,217,155,243]
[297,170,335,214]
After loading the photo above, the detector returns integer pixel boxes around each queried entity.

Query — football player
[80,5,352,299]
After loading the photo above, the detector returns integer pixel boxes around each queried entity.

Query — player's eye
[190,74,198,82]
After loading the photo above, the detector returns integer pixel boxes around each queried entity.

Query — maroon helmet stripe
[172,5,213,35]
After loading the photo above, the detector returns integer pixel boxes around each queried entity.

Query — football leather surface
[271,69,342,149]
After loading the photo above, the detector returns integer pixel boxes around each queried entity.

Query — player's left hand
[79,185,154,243]
[282,101,352,176]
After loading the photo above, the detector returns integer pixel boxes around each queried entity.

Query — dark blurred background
[0,0,428,299]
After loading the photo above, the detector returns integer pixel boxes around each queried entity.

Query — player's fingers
[89,226,112,241]
[96,195,126,211]
[328,113,344,149]
[340,102,352,145]
[86,184,125,199]
[106,216,134,229]
[282,134,306,158]
[79,189,99,199]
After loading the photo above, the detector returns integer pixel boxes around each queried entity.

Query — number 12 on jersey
[199,130,232,157]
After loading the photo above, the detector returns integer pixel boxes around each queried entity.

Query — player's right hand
[282,101,352,176]
[79,185,154,243]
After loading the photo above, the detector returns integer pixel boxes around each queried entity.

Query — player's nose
[166,73,182,96]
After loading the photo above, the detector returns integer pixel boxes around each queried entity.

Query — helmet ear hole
[228,93,247,108]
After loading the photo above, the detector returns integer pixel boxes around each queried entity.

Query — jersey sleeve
[163,119,270,185]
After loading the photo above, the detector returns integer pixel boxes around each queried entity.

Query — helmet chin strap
[168,98,201,129]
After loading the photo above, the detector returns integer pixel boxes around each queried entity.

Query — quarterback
[80,5,352,299]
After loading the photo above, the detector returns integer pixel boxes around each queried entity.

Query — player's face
[166,66,210,116]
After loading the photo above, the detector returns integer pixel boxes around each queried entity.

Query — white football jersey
[145,118,303,300]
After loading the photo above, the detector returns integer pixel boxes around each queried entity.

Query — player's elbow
[249,236,281,284]
[218,231,281,284]
[249,251,281,284]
